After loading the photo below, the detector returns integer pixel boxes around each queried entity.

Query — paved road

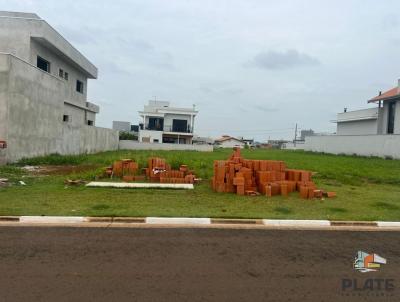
[0,226,398,302]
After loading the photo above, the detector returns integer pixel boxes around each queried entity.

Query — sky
[1,0,400,141]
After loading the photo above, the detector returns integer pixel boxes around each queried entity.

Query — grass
[1,148,400,221]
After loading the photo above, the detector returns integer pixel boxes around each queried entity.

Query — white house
[333,80,400,135]
[214,136,246,148]
[305,79,400,159]
[138,100,198,144]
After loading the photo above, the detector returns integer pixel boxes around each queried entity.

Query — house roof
[215,136,244,143]
[368,87,400,103]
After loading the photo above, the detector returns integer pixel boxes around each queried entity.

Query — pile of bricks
[143,158,196,184]
[106,158,196,184]
[211,148,336,199]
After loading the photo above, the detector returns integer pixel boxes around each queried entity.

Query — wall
[1,53,118,163]
[305,135,400,159]
[61,125,118,156]
[217,139,245,148]
[139,129,163,143]
[337,119,378,135]
[119,141,213,152]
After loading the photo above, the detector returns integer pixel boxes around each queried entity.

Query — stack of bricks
[106,159,141,182]
[107,157,196,184]
[211,148,335,199]
[144,157,196,184]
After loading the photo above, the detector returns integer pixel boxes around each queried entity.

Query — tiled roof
[368,87,400,103]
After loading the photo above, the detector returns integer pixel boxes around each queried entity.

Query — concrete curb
[2,216,400,229]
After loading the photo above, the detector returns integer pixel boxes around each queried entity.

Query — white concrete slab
[20,216,86,224]
[262,219,331,227]
[376,221,400,227]
[86,182,194,189]
[145,217,211,225]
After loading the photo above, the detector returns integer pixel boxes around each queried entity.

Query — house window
[388,101,396,134]
[59,69,64,78]
[64,72,69,80]
[172,119,188,132]
[37,56,50,73]
[148,117,164,131]
[153,139,159,143]
[87,120,94,126]
[76,80,84,93]
[63,115,70,122]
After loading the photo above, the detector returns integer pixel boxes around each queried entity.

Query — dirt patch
[22,164,99,176]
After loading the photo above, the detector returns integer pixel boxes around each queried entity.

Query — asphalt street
[0,226,398,302]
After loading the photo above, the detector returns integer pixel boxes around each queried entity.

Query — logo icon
[354,251,387,273]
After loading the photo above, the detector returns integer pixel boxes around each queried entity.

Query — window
[153,139,159,143]
[63,115,70,122]
[64,72,69,80]
[172,119,188,132]
[388,101,396,134]
[148,117,164,131]
[76,80,84,93]
[59,69,64,78]
[37,56,50,73]
[87,120,94,126]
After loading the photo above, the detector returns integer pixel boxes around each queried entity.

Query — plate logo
[354,251,387,273]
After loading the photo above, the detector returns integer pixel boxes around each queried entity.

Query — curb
[1,216,400,229]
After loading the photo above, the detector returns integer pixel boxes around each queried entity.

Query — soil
[0,227,398,302]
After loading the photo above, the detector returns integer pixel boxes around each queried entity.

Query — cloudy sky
[1,0,399,140]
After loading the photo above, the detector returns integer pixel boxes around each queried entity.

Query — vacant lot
[0,149,400,221]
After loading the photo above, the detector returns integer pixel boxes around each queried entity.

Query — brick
[308,187,315,198]
[233,177,245,186]
[313,189,323,198]
[122,175,134,182]
[299,186,309,199]
[265,185,272,197]
[237,185,245,195]
[280,184,288,196]
[326,191,337,198]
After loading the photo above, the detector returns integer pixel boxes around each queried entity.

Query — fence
[119,140,213,152]
[305,135,400,159]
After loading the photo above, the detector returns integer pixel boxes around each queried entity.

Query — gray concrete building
[0,11,118,164]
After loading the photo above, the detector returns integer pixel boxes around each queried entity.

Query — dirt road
[0,226,398,301]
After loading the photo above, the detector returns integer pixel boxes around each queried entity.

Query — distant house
[305,79,400,159]
[138,100,198,144]
[193,136,214,145]
[214,136,246,148]
[333,80,400,135]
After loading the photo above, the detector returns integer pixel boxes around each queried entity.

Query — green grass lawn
[1,148,400,221]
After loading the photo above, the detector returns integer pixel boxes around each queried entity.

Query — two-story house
[334,79,400,135]
[138,101,198,144]
[0,11,117,164]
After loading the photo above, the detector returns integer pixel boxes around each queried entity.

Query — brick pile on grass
[106,158,196,184]
[211,148,336,198]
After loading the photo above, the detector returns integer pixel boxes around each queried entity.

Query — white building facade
[305,79,400,159]
[138,101,198,144]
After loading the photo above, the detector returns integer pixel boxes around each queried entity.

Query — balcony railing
[143,124,193,133]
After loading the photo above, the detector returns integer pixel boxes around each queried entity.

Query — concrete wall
[0,53,118,163]
[305,135,400,159]
[61,125,118,156]
[139,130,163,143]
[119,140,213,152]
[337,119,379,135]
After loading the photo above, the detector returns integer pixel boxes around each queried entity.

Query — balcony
[334,108,380,123]
[143,124,193,134]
